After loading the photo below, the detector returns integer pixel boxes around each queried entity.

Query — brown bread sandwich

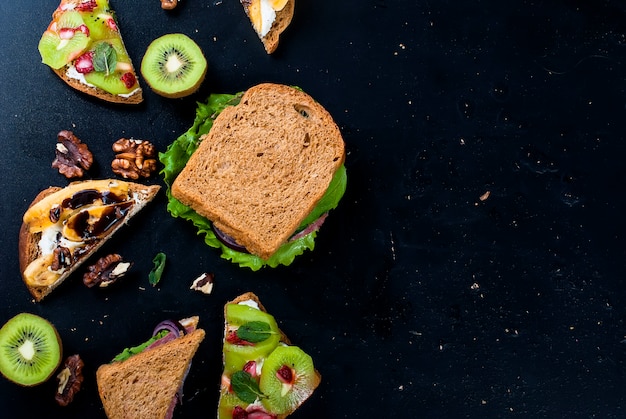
[160,83,347,270]
[96,316,205,419]
[19,179,160,301]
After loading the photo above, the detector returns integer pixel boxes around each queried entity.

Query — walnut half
[83,254,132,288]
[52,130,93,179]
[111,138,157,179]
[55,354,84,407]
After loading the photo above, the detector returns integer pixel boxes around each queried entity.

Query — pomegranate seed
[276,365,294,384]
[242,361,258,377]
[106,18,118,31]
[58,27,76,40]
[232,406,247,419]
[77,24,90,37]
[76,0,98,11]
[75,52,94,74]
[225,330,254,346]
[120,72,137,89]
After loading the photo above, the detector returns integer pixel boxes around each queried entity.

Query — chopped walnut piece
[190,272,214,294]
[52,130,93,178]
[161,0,178,9]
[51,246,72,271]
[112,138,158,179]
[83,254,132,288]
[55,354,84,407]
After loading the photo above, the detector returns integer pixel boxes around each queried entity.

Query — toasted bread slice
[96,327,205,419]
[218,292,321,418]
[19,179,160,301]
[241,0,295,53]
[171,83,345,260]
[39,0,143,104]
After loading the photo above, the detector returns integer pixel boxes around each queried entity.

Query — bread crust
[172,83,345,260]
[19,180,160,301]
[52,67,143,105]
[241,0,295,53]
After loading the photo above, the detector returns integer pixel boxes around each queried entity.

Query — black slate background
[2,0,626,417]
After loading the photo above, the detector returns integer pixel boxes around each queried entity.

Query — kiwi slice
[0,313,62,387]
[38,11,90,69]
[218,389,249,419]
[140,33,207,98]
[223,303,281,373]
[259,346,319,415]
[84,39,137,94]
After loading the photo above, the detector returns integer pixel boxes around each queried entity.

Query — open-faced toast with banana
[38,0,143,104]
[19,179,160,301]
[241,0,295,53]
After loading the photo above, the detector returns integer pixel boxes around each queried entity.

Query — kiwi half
[0,313,62,387]
[140,33,207,98]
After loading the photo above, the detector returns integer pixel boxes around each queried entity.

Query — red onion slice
[212,224,249,253]
[152,319,186,338]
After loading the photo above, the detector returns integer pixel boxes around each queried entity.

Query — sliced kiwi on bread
[140,33,207,98]
[0,313,62,387]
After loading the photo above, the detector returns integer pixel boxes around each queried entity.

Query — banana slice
[24,180,130,233]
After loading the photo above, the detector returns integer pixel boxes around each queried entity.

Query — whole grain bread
[241,0,295,53]
[19,180,160,301]
[171,83,345,260]
[96,328,205,419]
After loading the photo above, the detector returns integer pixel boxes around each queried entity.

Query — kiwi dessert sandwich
[160,83,347,270]
[38,0,143,104]
[218,292,321,418]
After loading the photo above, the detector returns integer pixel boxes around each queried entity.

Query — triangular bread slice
[171,83,345,260]
[96,328,205,419]
[39,0,143,104]
[19,179,160,301]
[218,292,321,418]
[241,0,295,53]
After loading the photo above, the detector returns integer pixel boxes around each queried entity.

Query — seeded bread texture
[52,67,143,105]
[241,0,295,54]
[96,328,205,419]
[18,181,160,302]
[171,83,345,260]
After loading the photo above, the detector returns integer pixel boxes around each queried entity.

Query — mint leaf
[148,252,166,286]
[231,371,264,404]
[236,321,274,343]
[93,42,117,75]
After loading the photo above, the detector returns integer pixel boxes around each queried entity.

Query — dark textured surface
[1,0,626,417]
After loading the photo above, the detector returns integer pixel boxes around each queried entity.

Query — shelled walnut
[111,138,157,179]
[55,354,84,407]
[83,254,132,288]
[52,130,93,178]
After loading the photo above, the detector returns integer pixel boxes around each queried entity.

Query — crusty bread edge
[51,67,143,105]
[223,292,322,418]
[262,0,295,54]
[18,182,160,302]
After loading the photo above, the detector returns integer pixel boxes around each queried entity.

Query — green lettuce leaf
[159,92,347,270]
